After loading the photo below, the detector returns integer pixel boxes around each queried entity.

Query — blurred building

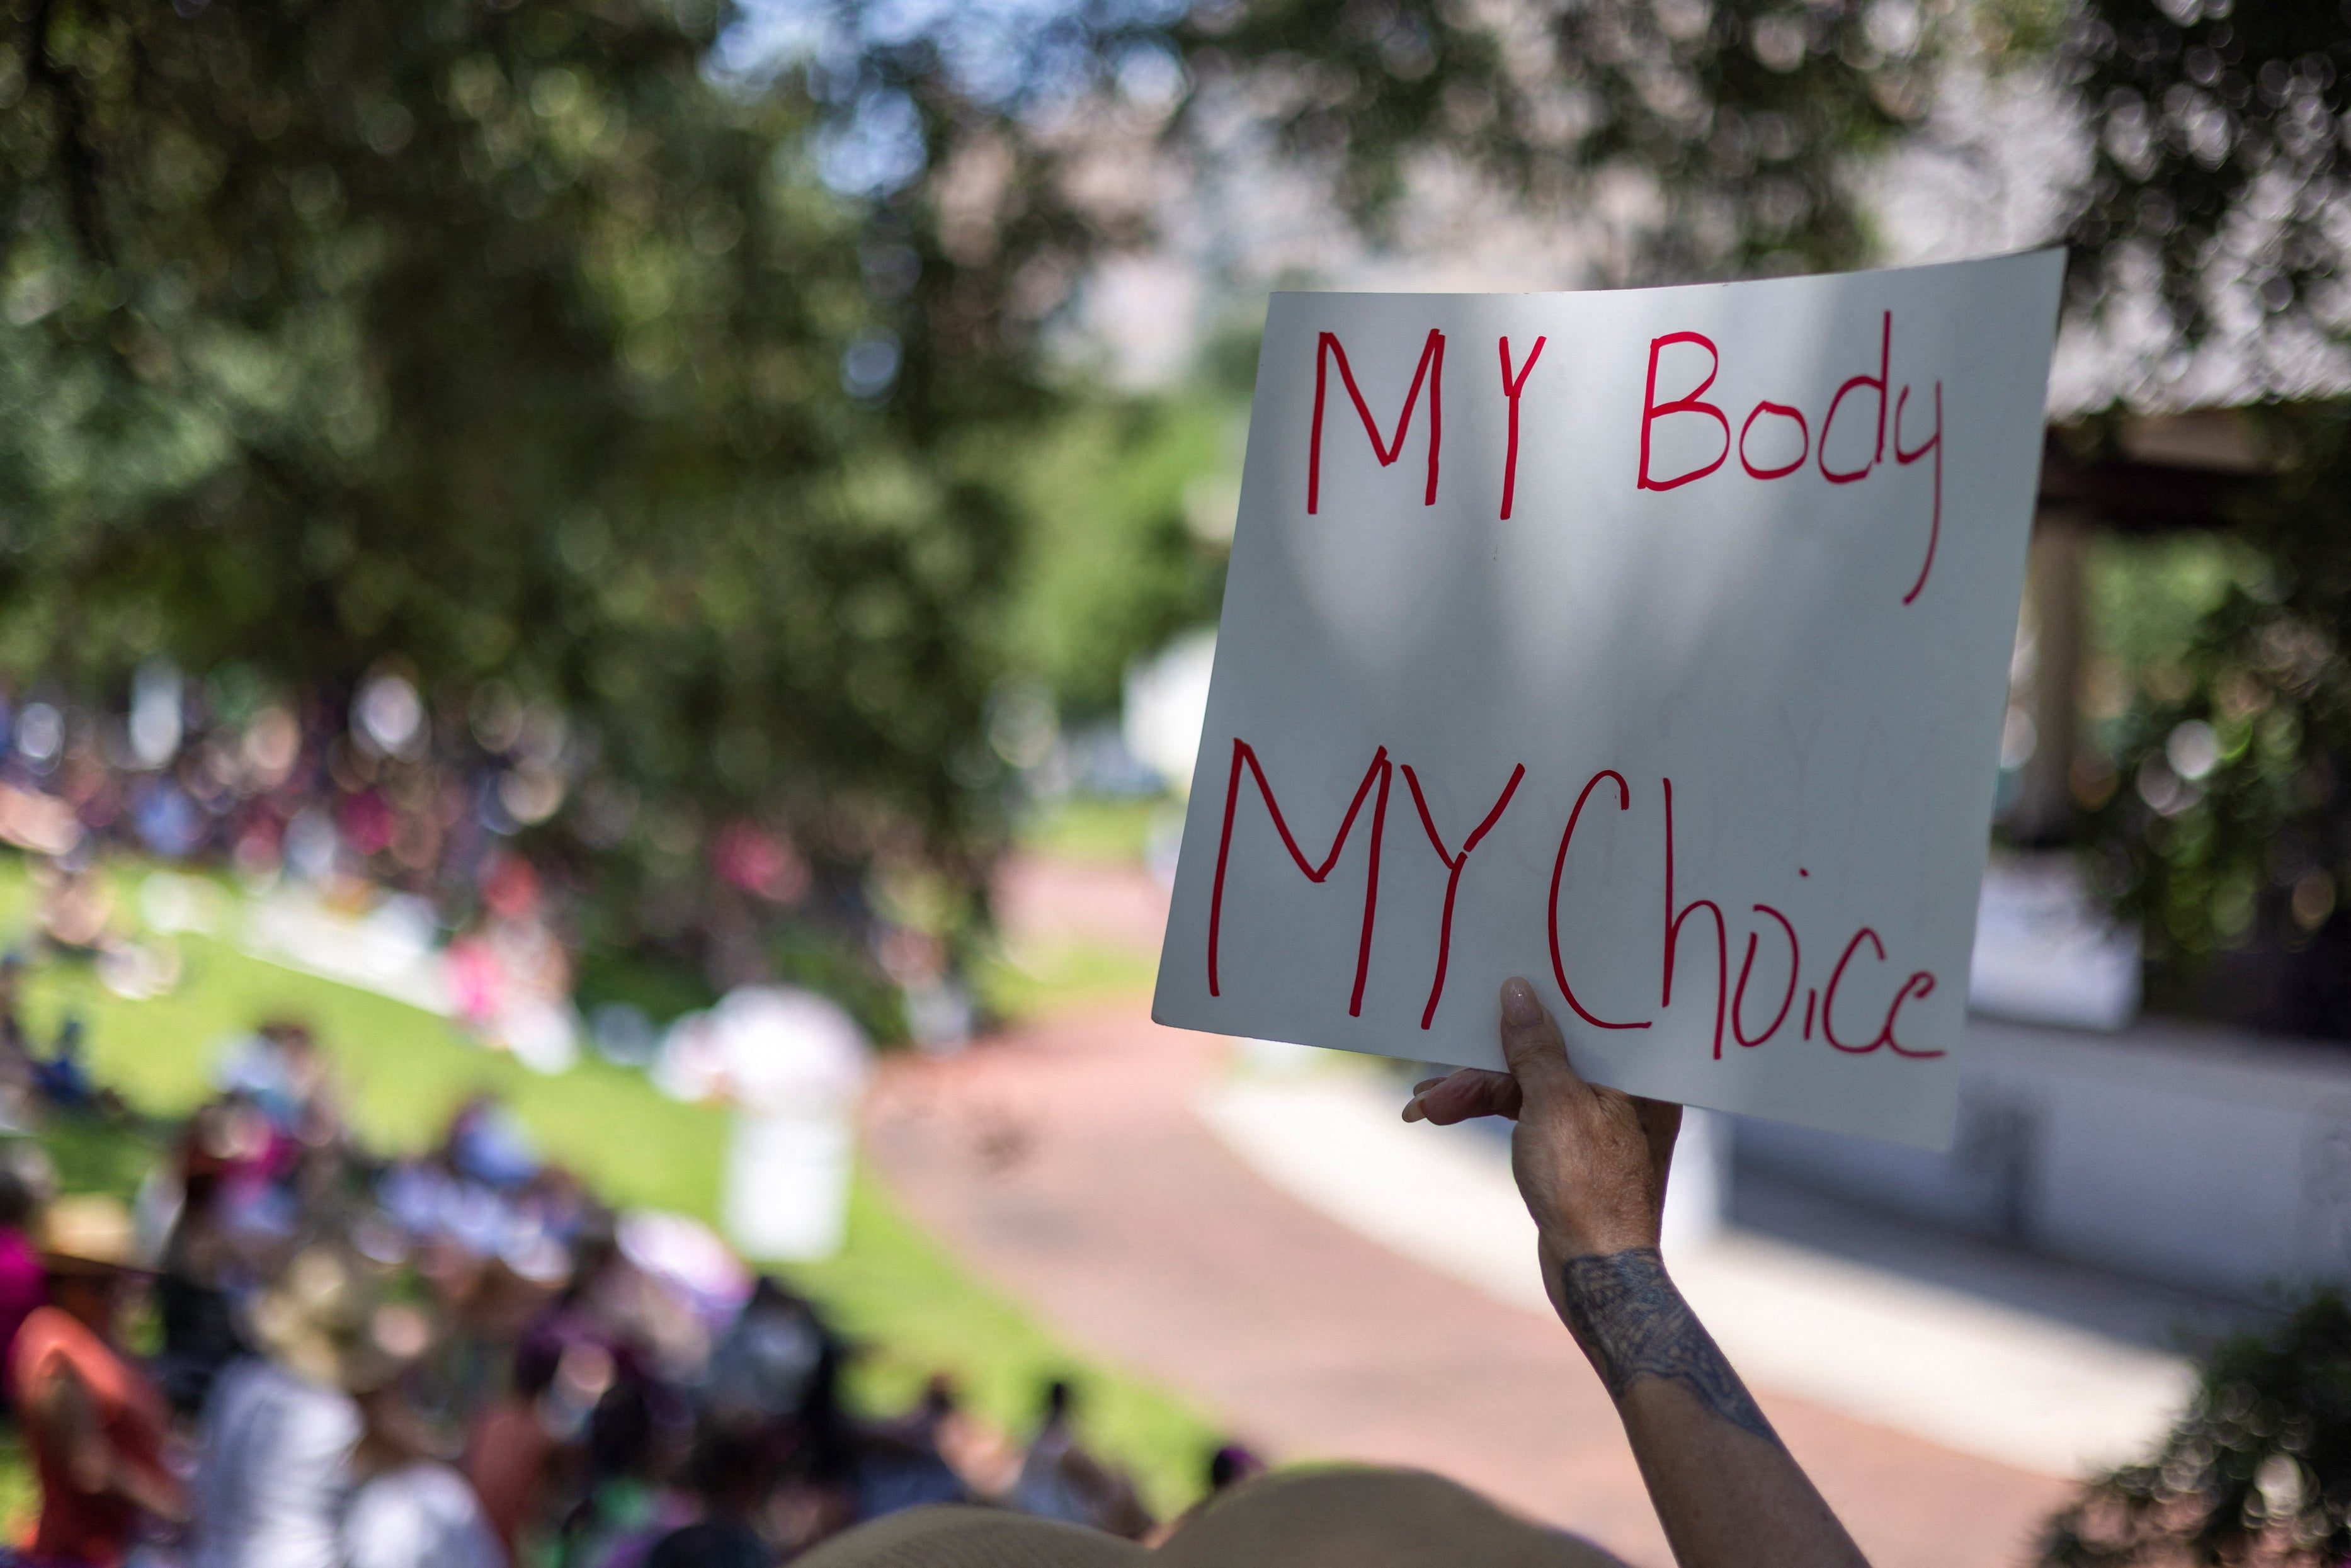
[1746,407,2351,1299]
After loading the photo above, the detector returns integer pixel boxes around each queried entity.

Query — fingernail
[1501,977,1542,1026]
[1401,1099,1425,1123]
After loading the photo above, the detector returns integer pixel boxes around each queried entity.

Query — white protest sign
[1151,253,2064,1149]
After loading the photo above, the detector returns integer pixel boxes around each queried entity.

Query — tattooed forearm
[1558,1248,1780,1446]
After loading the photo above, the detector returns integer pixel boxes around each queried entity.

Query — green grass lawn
[978,792,1166,1021]
[973,937,1159,1025]
[0,856,1219,1520]
[1015,794,1168,866]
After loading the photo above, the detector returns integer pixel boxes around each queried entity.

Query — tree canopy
[2047,0,2351,370]
[2034,4,2351,1029]
[0,0,1951,949]
[1,0,1073,944]
[10,0,2351,1026]
[787,0,1935,283]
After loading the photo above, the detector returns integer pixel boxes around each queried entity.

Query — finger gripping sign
[1152,253,2065,1149]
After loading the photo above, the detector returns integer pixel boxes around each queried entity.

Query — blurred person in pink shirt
[0,1158,49,1405]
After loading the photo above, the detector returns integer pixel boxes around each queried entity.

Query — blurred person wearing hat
[10,1193,188,1567]
[340,1301,504,1568]
[188,1246,371,1568]
[800,1467,1629,1568]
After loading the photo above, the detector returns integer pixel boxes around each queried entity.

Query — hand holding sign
[1153,253,2065,1148]
[1506,975,1680,1261]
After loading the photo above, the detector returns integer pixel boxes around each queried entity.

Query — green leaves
[1162,0,1927,276]
[2043,1288,2351,1567]
[2080,402,2351,1033]
[0,0,1072,999]
[2057,3,2351,358]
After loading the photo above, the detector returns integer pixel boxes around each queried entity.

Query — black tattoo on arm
[1558,1247,1780,1446]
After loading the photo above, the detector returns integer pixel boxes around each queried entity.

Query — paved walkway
[1200,1069,2197,1477]
[866,1002,2078,1568]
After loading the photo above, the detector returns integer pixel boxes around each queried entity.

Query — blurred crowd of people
[0,664,962,1065]
[0,659,618,1071]
[0,1011,1226,1567]
[0,665,589,897]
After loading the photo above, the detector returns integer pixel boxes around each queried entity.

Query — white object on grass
[656,986,872,1262]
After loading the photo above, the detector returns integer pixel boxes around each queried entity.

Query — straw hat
[248,1246,422,1393]
[38,1195,145,1275]
[795,1467,1627,1568]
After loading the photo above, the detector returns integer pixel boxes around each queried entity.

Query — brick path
[866,1001,2076,1568]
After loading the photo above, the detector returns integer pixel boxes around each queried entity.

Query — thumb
[1498,977,1585,1105]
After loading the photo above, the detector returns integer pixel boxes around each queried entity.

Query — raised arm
[1404,977,1868,1568]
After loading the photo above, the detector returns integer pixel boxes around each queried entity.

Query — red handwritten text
[1309,329,1445,514]
[1630,312,1947,603]
[1211,746,1943,1063]
[1404,761,1526,1028]
[1497,336,1546,520]
[1207,739,1391,1016]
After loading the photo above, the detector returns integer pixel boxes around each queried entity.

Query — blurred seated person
[216,1020,338,1144]
[31,1017,96,1114]
[703,1276,824,1431]
[0,952,37,1121]
[341,1304,504,1568]
[152,1110,251,1418]
[557,1375,693,1568]
[536,1212,710,1395]
[0,1156,48,1406]
[38,860,115,956]
[190,1247,373,1568]
[851,1376,971,1523]
[0,950,28,1050]
[642,1423,778,1568]
[12,1195,188,1568]
[1205,1443,1266,1497]
[1136,1441,1270,1548]
[786,980,1874,1568]
[889,1374,1017,1501]
[1006,1379,1150,1540]
[464,1333,566,1561]
[445,1096,542,1191]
